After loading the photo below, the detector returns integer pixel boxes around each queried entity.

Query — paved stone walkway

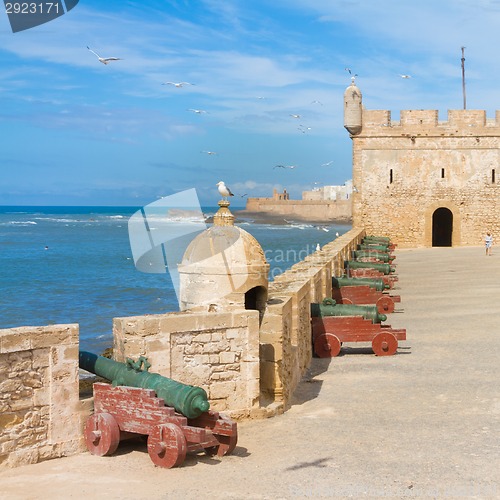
[1,246,499,499]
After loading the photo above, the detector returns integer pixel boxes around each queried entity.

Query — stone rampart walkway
[1,246,499,499]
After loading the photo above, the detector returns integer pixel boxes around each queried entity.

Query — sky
[2,0,500,207]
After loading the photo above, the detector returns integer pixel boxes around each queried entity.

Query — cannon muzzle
[311,298,387,323]
[79,351,210,419]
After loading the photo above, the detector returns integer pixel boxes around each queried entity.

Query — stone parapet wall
[362,109,500,132]
[112,308,261,419]
[259,227,365,411]
[0,324,84,469]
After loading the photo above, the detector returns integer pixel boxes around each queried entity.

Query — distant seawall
[238,198,352,222]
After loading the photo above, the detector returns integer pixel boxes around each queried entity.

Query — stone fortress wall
[0,227,365,469]
[243,187,352,222]
[345,80,500,247]
[0,324,87,468]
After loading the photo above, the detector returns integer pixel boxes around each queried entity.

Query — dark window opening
[245,286,267,325]
[441,168,445,179]
[492,169,496,184]
[389,169,393,184]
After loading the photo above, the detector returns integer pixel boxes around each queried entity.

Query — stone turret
[344,77,362,135]
[178,199,269,314]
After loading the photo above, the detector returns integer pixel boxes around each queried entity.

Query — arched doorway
[432,208,453,247]
[245,285,267,325]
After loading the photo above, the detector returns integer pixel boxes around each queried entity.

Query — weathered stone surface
[0,324,81,469]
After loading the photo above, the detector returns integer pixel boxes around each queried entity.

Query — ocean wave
[141,215,206,224]
[33,217,81,223]
[1,220,38,226]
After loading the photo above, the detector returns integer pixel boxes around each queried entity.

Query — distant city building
[302,180,353,201]
[240,182,353,222]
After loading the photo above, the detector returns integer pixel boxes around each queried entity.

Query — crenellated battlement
[361,108,500,132]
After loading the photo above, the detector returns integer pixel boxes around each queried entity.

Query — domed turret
[344,77,362,135]
[178,200,269,314]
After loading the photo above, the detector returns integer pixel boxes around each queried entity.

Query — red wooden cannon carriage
[331,284,401,314]
[312,315,406,357]
[84,382,237,468]
[311,299,406,358]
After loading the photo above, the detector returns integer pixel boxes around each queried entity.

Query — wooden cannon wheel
[84,413,120,457]
[371,332,398,356]
[147,423,187,468]
[314,333,342,358]
[376,295,395,314]
[204,431,238,457]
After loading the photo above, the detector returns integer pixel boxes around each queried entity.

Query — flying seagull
[201,150,218,155]
[311,100,323,105]
[162,82,195,88]
[290,114,301,119]
[216,181,234,199]
[188,109,207,114]
[321,160,334,166]
[87,46,122,65]
[298,125,312,133]
[274,165,297,169]
[399,74,412,79]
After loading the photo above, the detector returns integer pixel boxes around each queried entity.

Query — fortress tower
[344,81,500,248]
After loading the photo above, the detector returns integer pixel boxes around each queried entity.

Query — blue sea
[0,206,351,352]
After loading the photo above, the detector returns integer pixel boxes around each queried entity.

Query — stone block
[219,351,236,364]
[209,380,236,400]
[0,330,31,353]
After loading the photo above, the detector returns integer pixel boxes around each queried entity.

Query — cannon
[363,235,391,243]
[363,236,396,249]
[79,351,237,468]
[332,277,401,314]
[332,276,389,291]
[79,350,209,419]
[346,260,395,275]
[353,250,395,263]
[310,299,406,357]
[358,243,391,252]
[311,298,387,323]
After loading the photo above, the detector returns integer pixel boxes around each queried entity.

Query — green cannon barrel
[346,260,395,275]
[79,351,210,419]
[311,298,387,323]
[332,276,389,291]
[353,250,395,263]
[363,235,391,243]
[358,243,391,252]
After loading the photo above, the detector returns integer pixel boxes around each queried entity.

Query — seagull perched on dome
[87,46,122,65]
[216,181,234,199]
